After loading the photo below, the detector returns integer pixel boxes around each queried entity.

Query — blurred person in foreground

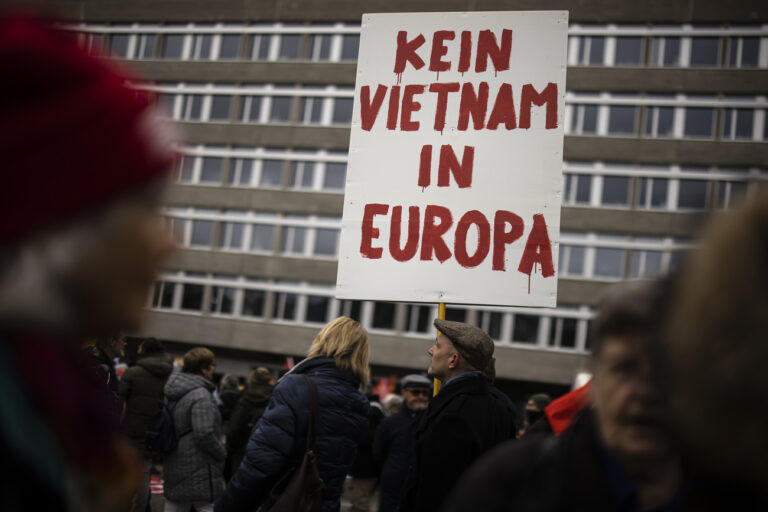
[373,374,431,512]
[444,279,685,512]
[400,319,514,512]
[665,190,768,508]
[216,317,370,512]
[0,12,176,512]
[224,367,274,480]
[163,347,225,512]
[120,337,174,512]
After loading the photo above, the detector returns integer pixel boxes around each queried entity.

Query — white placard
[336,11,568,307]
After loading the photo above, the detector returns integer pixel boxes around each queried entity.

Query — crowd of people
[1,10,767,512]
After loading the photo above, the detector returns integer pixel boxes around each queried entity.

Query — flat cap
[401,374,432,389]
[434,319,494,371]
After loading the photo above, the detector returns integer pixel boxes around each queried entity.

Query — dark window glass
[594,248,624,277]
[290,161,315,188]
[339,300,362,322]
[715,181,748,208]
[575,175,592,203]
[582,105,598,133]
[261,160,283,187]
[239,96,263,122]
[299,98,323,123]
[690,37,720,67]
[645,107,674,137]
[191,220,214,246]
[218,223,244,248]
[639,178,669,208]
[140,34,158,59]
[270,96,292,122]
[405,305,431,333]
[332,98,353,124]
[513,314,539,343]
[341,34,360,60]
[739,37,759,67]
[210,286,235,314]
[684,108,714,138]
[191,34,212,59]
[608,106,637,135]
[219,34,241,59]
[567,246,585,275]
[313,229,338,256]
[305,296,329,323]
[200,157,223,183]
[251,224,275,251]
[281,227,306,254]
[153,282,175,308]
[323,163,346,190]
[309,34,332,60]
[182,95,203,120]
[663,37,680,66]
[273,293,297,320]
[602,176,630,205]
[242,289,265,317]
[615,37,643,66]
[678,180,708,209]
[486,312,503,340]
[179,156,195,182]
[550,318,577,348]
[110,34,130,57]
[734,109,754,139]
[247,35,271,60]
[372,302,395,329]
[229,158,253,185]
[180,283,204,310]
[589,36,604,64]
[279,35,301,60]
[445,308,466,323]
[210,95,232,121]
[162,34,184,59]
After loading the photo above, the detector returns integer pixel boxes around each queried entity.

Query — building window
[109,34,131,58]
[643,106,674,137]
[290,161,316,189]
[339,300,362,322]
[445,307,467,323]
[247,34,272,60]
[563,174,592,205]
[332,97,354,125]
[513,314,539,344]
[405,304,431,333]
[629,248,663,278]
[190,220,215,247]
[190,34,213,60]
[577,36,605,65]
[601,176,631,206]
[270,96,293,122]
[180,94,204,120]
[242,289,265,317]
[614,37,644,66]
[210,286,235,314]
[177,155,196,183]
[559,244,586,277]
[721,108,754,140]
[239,96,263,122]
[209,95,232,121]
[340,34,360,61]
[607,105,638,136]
[200,157,223,183]
[260,159,284,188]
[180,282,204,311]
[678,170,709,209]
[281,222,307,255]
[279,34,301,60]
[309,34,332,61]
[136,34,158,59]
[593,247,625,278]
[476,311,503,340]
[714,179,748,209]
[218,222,245,250]
[649,37,680,67]
[228,158,253,186]
[570,104,598,134]
[251,224,275,252]
[299,97,324,124]
[313,228,339,256]
[152,281,175,308]
[372,301,396,329]
[690,37,721,67]
[219,34,242,59]
[161,34,185,59]
[727,37,759,68]
[683,107,715,138]
[273,291,298,320]
[323,162,346,190]
[305,295,330,323]
[548,317,577,349]
[637,177,669,209]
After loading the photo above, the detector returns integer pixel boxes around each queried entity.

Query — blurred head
[220,374,239,392]
[308,316,369,387]
[526,393,552,412]
[183,347,216,380]
[666,191,768,490]
[401,374,432,411]
[0,15,178,338]
[589,280,673,466]
[138,337,165,355]
[249,367,274,387]
[96,333,126,360]
[382,393,404,414]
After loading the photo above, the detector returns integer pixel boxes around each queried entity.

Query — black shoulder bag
[260,375,324,512]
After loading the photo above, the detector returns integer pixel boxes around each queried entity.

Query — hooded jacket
[215,356,369,512]
[225,382,274,477]
[163,371,226,503]
[119,352,174,457]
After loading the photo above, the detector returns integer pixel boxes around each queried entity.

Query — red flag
[545,380,592,434]
[284,356,295,370]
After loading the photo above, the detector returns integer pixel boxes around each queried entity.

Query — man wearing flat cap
[400,320,514,512]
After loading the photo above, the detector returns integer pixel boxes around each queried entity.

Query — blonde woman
[216,317,371,512]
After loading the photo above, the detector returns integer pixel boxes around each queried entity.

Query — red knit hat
[0,13,177,242]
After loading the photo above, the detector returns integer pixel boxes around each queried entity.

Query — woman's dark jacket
[119,352,173,457]
[215,356,369,512]
[225,382,273,477]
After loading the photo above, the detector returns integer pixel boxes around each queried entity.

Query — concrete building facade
[36,0,768,395]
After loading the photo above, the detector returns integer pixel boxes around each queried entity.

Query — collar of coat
[423,372,490,423]
[281,355,361,388]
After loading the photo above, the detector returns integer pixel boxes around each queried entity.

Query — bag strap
[302,375,318,452]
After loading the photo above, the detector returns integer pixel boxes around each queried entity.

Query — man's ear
[448,352,458,369]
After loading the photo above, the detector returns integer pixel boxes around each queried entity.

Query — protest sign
[336,11,568,307]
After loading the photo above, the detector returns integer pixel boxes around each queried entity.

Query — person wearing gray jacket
[163,347,226,512]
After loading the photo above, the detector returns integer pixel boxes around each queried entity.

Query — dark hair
[140,337,165,354]
[589,278,673,358]
[182,347,215,375]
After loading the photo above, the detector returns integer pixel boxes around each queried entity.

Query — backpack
[145,399,180,455]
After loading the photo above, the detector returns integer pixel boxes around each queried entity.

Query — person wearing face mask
[373,374,432,512]
[521,393,552,438]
